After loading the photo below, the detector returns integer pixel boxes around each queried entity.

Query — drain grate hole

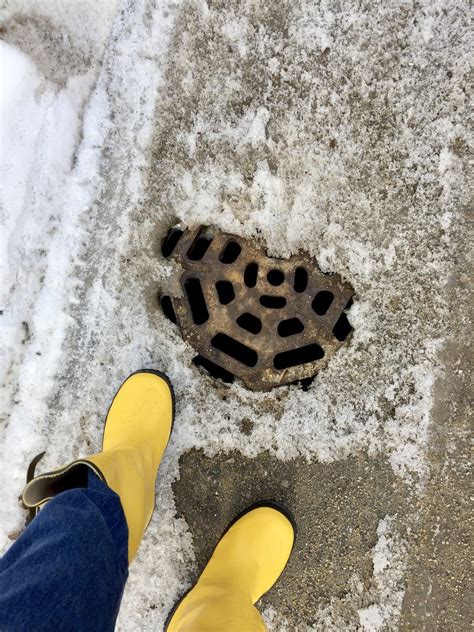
[312,291,334,315]
[187,231,212,261]
[333,313,352,341]
[193,355,235,383]
[216,280,235,305]
[289,376,315,390]
[244,262,258,287]
[294,267,308,292]
[161,227,183,258]
[220,241,242,264]
[159,294,177,324]
[278,317,304,337]
[267,269,284,286]
[260,295,287,309]
[184,278,209,325]
[299,376,315,391]
[274,343,324,370]
[236,312,262,335]
[211,333,258,367]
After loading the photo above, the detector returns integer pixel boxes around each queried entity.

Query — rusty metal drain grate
[159,225,355,391]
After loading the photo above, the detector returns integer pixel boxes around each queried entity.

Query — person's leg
[1,370,174,631]
[166,503,296,632]
[0,472,128,632]
[21,370,174,564]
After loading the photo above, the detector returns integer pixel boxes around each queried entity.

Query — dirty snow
[0,0,470,629]
[358,517,407,631]
[263,516,407,631]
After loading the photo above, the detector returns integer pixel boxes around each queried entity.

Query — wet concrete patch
[173,448,409,627]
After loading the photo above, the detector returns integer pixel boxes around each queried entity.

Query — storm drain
[159,225,354,391]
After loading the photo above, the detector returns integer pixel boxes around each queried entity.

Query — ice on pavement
[0,0,470,629]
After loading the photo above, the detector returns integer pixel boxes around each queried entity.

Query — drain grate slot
[159,225,354,390]
[184,278,209,325]
[187,230,213,261]
[193,355,234,383]
[333,313,352,341]
[216,280,235,305]
[294,267,308,293]
[267,269,284,286]
[162,228,183,258]
[244,262,258,287]
[312,291,334,315]
[220,241,241,264]
[211,333,258,367]
[274,344,324,370]
[278,317,304,337]
[260,295,287,309]
[236,312,262,335]
[160,295,177,324]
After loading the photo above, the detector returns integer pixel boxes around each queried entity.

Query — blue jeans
[0,473,128,632]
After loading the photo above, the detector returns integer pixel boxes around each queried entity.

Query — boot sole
[163,500,297,631]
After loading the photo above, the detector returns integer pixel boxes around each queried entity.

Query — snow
[358,517,407,631]
[0,0,470,629]
[0,38,94,464]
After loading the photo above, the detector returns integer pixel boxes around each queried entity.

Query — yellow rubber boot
[22,370,174,563]
[166,504,295,632]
